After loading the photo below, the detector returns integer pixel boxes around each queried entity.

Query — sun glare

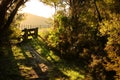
[22,0,55,18]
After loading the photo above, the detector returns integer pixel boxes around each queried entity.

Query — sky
[22,0,55,18]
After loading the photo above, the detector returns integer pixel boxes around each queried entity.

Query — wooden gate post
[35,28,38,38]
[23,28,28,41]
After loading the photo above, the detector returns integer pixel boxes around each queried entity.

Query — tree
[0,0,28,44]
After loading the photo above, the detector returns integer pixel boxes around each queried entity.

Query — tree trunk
[93,0,102,22]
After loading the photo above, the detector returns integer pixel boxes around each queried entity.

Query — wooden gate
[22,28,38,41]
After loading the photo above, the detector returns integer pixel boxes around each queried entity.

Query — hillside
[20,13,52,27]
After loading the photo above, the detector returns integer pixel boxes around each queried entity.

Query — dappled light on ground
[39,63,48,72]
[24,38,85,80]
[11,42,51,79]
[0,37,85,80]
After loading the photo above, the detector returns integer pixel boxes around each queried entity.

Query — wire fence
[17,24,50,30]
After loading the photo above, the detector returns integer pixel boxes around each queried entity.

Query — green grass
[28,37,85,80]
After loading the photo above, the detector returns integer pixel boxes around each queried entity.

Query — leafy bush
[99,15,120,79]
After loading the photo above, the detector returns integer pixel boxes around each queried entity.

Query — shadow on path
[0,42,24,80]
[18,41,69,80]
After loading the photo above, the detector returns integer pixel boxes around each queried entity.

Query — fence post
[35,28,38,38]
[23,28,28,41]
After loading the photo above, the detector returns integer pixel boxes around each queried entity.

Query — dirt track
[21,43,53,80]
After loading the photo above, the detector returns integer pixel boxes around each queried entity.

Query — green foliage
[8,13,25,40]
[100,15,120,79]
[9,26,22,39]
[100,15,120,45]
[42,0,120,79]
[12,14,25,35]
[47,12,70,48]
[47,30,59,47]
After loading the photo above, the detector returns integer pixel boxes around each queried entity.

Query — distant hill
[20,13,52,27]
